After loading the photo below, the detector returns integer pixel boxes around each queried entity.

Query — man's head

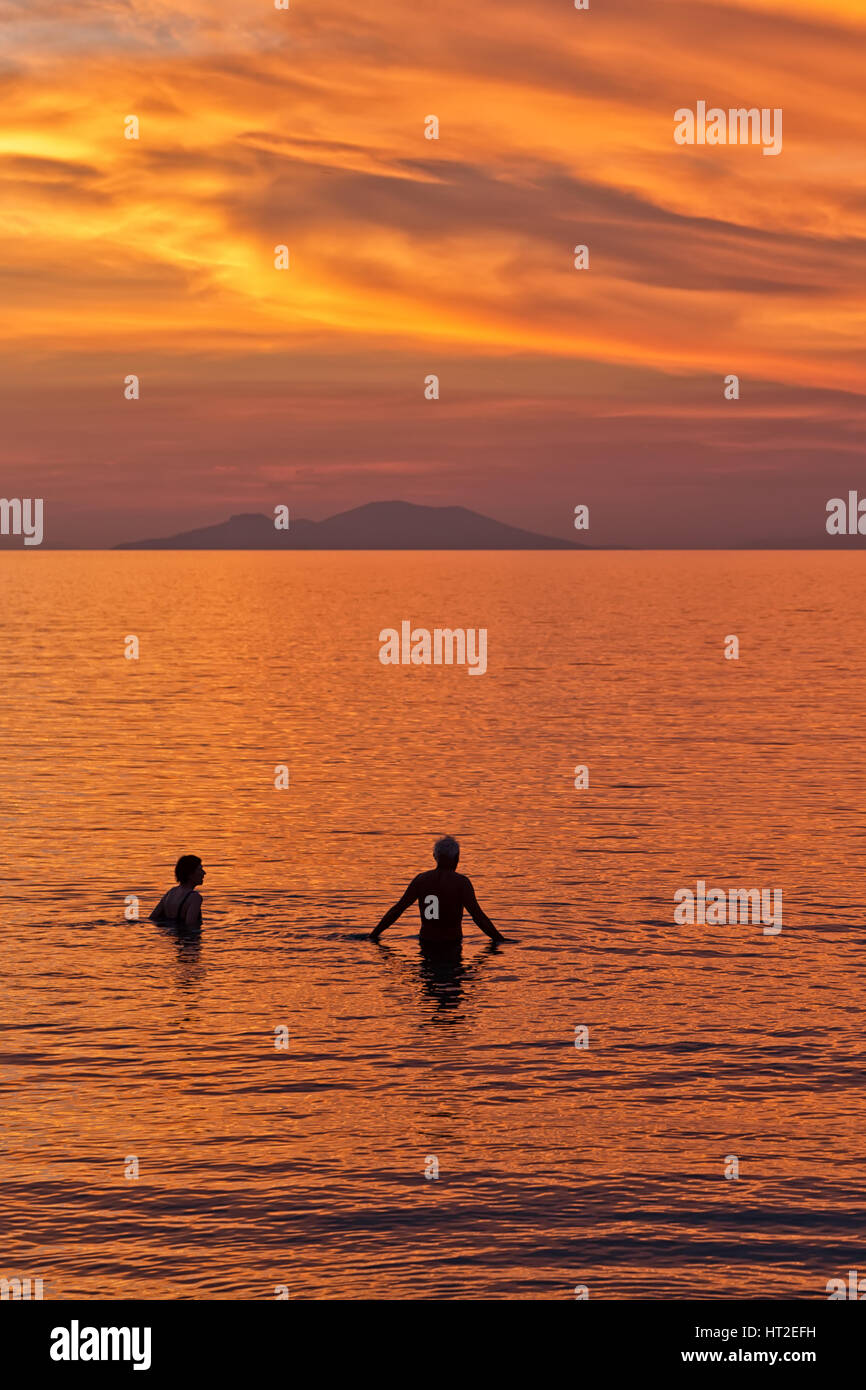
[433,836,460,869]
[175,854,205,887]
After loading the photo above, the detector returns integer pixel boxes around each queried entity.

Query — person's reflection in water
[374,936,500,1023]
[417,938,492,1017]
[154,919,204,992]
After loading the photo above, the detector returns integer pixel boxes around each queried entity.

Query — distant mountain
[116,501,585,550]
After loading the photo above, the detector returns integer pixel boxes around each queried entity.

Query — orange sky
[1,0,864,544]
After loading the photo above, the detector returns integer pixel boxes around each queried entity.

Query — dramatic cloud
[1,0,864,544]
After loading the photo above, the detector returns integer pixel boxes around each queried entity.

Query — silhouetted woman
[149,855,206,928]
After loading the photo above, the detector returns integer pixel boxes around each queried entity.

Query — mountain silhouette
[116,501,585,549]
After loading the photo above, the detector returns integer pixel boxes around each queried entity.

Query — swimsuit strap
[173,888,195,922]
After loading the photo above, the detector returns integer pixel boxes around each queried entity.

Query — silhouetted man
[369,836,506,944]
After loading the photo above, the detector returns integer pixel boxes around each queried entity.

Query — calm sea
[2,551,865,1299]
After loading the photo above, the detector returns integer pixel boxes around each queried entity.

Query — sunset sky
[1,0,864,545]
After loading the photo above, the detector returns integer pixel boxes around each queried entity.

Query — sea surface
[2,550,865,1300]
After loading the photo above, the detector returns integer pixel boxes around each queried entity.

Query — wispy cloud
[1,0,864,542]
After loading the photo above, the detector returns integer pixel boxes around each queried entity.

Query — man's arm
[463,878,505,942]
[369,877,421,940]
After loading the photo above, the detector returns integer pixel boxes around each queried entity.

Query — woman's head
[174,854,205,886]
